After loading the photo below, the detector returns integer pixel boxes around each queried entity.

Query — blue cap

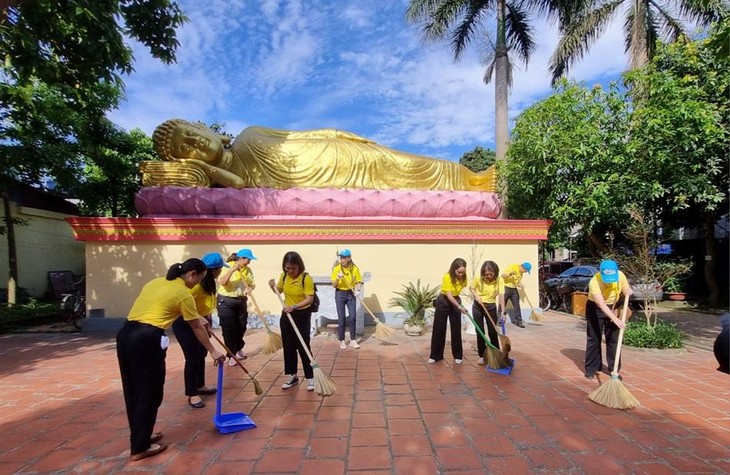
[201,252,229,269]
[339,249,352,257]
[521,262,532,274]
[600,260,619,283]
[236,248,257,260]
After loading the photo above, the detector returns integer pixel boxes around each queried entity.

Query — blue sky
[108,0,631,161]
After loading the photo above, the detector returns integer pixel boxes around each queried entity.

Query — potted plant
[662,276,687,301]
[389,279,440,336]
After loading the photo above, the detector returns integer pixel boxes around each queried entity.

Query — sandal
[188,397,205,409]
[130,443,167,461]
[151,432,163,444]
[196,387,217,395]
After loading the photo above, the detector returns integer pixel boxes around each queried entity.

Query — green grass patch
[623,320,685,349]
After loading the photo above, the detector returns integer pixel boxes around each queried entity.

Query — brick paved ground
[0,311,727,474]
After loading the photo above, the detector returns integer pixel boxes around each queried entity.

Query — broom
[248,293,283,355]
[588,297,639,410]
[208,330,263,395]
[473,295,511,360]
[273,286,336,397]
[521,290,545,322]
[342,274,395,340]
[468,291,511,369]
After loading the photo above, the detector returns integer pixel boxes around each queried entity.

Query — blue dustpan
[213,363,256,434]
[486,320,515,376]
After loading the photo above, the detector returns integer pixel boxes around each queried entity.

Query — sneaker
[478,357,485,365]
[584,371,595,379]
[281,375,299,389]
[455,359,463,365]
[516,322,526,328]
[349,340,360,349]
[339,340,347,350]
[427,358,436,364]
[228,358,237,366]
[307,379,315,391]
[236,350,247,360]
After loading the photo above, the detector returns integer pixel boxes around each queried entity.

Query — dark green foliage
[623,320,685,349]
[389,279,440,326]
[459,146,496,173]
[0,300,64,334]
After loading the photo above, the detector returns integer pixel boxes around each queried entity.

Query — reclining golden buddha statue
[142,118,497,193]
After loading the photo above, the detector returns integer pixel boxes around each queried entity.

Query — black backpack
[282,272,320,313]
[303,272,320,313]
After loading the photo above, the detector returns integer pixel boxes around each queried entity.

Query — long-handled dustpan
[213,363,256,434]
[486,320,516,376]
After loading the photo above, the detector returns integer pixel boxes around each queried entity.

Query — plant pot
[665,292,687,301]
[403,323,424,336]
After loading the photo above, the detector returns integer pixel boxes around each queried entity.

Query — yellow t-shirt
[588,271,629,305]
[218,265,255,297]
[441,273,468,297]
[331,263,362,290]
[191,284,216,317]
[277,272,315,308]
[470,277,505,304]
[127,277,198,329]
[502,264,522,288]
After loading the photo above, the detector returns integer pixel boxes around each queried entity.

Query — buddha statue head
[153,119,232,167]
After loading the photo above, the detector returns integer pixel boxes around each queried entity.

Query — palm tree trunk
[630,0,650,69]
[495,0,509,218]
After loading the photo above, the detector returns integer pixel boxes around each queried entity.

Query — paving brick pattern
[0,312,727,474]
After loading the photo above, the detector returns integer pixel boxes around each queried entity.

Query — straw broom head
[311,362,337,396]
[530,309,545,322]
[499,335,511,358]
[588,375,640,410]
[261,329,283,355]
[374,320,395,339]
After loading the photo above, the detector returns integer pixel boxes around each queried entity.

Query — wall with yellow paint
[85,241,539,322]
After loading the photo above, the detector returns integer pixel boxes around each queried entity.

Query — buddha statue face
[169,123,226,165]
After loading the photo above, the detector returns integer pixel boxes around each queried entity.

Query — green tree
[0,0,187,304]
[549,0,725,82]
[502,80,639,254]
[459,146,496,172]
[627,28,729,306]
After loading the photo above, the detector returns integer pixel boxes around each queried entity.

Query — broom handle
[272,285,317,363]
[610,297,630,375]
[470,290,502,351]
[248,293,275,332]
[461,305,501,352]
[208,330,255,378]
[521,289,535,310]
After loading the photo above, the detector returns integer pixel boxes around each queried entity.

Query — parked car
[543,265,599,311]
[538,261,574,282]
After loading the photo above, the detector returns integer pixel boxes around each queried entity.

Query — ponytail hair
[166,258,207,280]
[226,253,238,263]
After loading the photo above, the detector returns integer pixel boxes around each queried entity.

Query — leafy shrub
[0,300,63,333]
[0,287,31,304]
[623,320,685,349]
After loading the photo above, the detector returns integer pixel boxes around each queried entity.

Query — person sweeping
[331,249,363,349]
[501,262,532,328]
[429,258,469,365]
[268,251,317,392]
[469,260,506,365]
[584,259,633,380]
[217,249,257,366]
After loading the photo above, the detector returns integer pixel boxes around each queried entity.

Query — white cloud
[107,0,664,161]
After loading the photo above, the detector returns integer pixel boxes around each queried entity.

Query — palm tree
[406,0,538,166]
[549,0,726,83]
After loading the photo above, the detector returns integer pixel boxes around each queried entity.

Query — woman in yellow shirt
[429,258,469,364]
[268,251,316,391]
[217,248,257,365]
[172,253,227,409]
[585,260,632,379]
[470,261,506,365]
[116,258,225,461]
[331,249,363,349]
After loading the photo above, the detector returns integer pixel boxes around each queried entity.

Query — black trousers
[504,287,523,325]
[217,296,248,355]
[472,302,500,357]
[116,321,166,456]
[172,316,206,396]
[280,309,314,379]
[584,300,621,374]
[429,295,463,361]
[335,289,357,341]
